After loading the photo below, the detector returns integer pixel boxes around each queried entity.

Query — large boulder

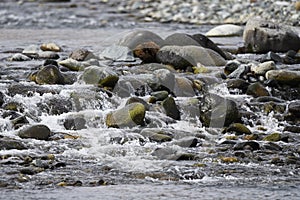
[106,103,146,128]
[156,45,226,70]
[243,18,300,53]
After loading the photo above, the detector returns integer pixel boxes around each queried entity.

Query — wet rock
[162,96,180,120]
[206,24,244,37]
[153,69,175,93]
[150,91,169,102]
[252,96,285,103]
[0,138,27,150]
[243,18,300,53]
[156,45,226,70]
[224,60,240,75]
[69,48,96,61]
[126,97,150,111]
[63,115,86,130]
[99,45,135,62]
[246,82,270,97]
[174,76,195,97]
[59,58,89,71]
[0,91,4,107]
[226,123,252,135]
[140,128,172,143]
[118,30,164,49]
[251,61,276,75]
[133,41,160,63]
[18,124,51,140]
[172,137,199,148]
[226,79,249,92]
[266,70,300,86]
[233,141,260,151]
[9,53,31,61]
[288,101,300,117]
[227,64,250,79]
[163,33,201,46]
[37,51,60,60]
[40,42,62,52]
[263,132,281,142]
[81,66,119,88]
[35,65,65,85]
[38,97,72,115]
[263,142,282,151]
[3,102,24,112]
[259,51,283,63]
[284,125,300,133]
[106,103,146,128]
[200,93,239,128]
[22,45,40,57]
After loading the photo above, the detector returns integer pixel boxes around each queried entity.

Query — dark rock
[227,64,250,79]
[18,124,51,140]
[200,93,239,128]
[246,82,270,97]
[283,125,300,133]
[106,103,146,128]
[0,138,27,150]
[118,30,164,49]
[133,41,160,63]
[174,76,195,97]
[150,91,169,102]
[263,142,282,151]
[38,97,72,115]
[224,60,240,75]
[172,137,199,147]
[233,141,260,151]
[156,45,226,70]
[243,18,300,53]
[63,116,86,130]
[44,59,58,67]
[288,101,300,117]
[162,96,180,120]
[226,79,250,92]
[7,84,59,97]
[38,51,60,60]
[140,129,172,143]
[35,65,65,85]
[153,69,175,93]
[0,91,5,107]
[252,96,284,103]
[69,48,95,61]
[163,33,200,47]
[259,51,282,63]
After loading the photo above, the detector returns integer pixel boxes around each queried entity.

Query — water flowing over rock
[243,18,300,53]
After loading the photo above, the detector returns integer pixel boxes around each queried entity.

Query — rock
[0,138,27,150]
[133,41,160,63]
[200,93,239,128]
[22,45,40,57]
[246,82,270,97]
[296,1,300,11]
[226,123,252,135]
[288,101,300,117]
[69,48,96,61]
[251,61,276,75]
[252,96,284,103]
[206,24,244,37]
[259,51,283,63]
[243,18,300,53]
[284,125,300,133]
[172,137,199,147]
[35,65,65,85]
[0,91,5,107]
[18,124,51,140]
[153,69,175,93]
[226,79,250,92]
[9,53,31,61]
[233,141,260,151]
[163,33,201,46]
[150,91,169,102]
[140,129,172,143]
[125,97,150,111]
[263,132,281,142]
[40,42,62,52]
[59,58,89,71]
[118,30,164,49]
[227,64,250,79]
[174,76,195,97]
[100,45,135,62]
[38,51,60,59]
[162,96,180,120]
[156,45,226,70]
[224,60,241,75]
[38,97,72,115]
[106,103,146,128]
[81,66,119,88]
[266,70,300,86]
[63,115,86,130]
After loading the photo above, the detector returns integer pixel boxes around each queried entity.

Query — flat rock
[266,70,300,86]
[206,24,244,37]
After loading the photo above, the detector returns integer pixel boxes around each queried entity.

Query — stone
[40,42,62,52]
[118,30,164,49]
[59,58,89,71]
[263,132,281,142]
[246,82,270,97]
[206,24,244,37]
[266,70,300,86]
[0,91,5,107]
[63,115,86,130]
[288,101,300,117]
[251,61,276,75]
[100,45,135,62]
[173,76,195,97]
[226,79,250,92]
[243,18,300,53]
[9,53,31,61]
[133,41,160,63]
[125,97,150,111]
[106,103,146,128]
[172,137,199,147]
[156,45,226,70]
[226,123,252,135]
[200,93,240,128]
[69,48,96,61]
[233,141,260,151]
[224,60,241,75]
[81,66,119,88]
[22,45,40,57]
[35,65,65,85]
[162,96,180,120]
[163,33,200,47]
[38,51,59,60]
[150,91,169,102]
[259,52,283,63]
[140,129,172,143]
[0,138,27,150]
[153,69,175,93]
[38,97,72,115]
[18,124,51,140]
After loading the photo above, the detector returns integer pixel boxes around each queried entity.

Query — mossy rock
[82,66,119,88]
[35,65,64,85]
[106,103,146,128]
[226,123,252,135]
[263,132,281,142]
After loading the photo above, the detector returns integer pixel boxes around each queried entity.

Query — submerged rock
[106,103,146,128]
[18,124,51,140]
[243,18,300,53]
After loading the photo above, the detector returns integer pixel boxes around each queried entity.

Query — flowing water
[1,1,300,199]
